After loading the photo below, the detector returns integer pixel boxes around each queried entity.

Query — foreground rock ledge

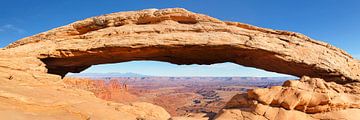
[215,76,360,120]
[0,8,359,120]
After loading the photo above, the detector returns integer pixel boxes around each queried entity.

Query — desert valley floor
[64,75,290,118]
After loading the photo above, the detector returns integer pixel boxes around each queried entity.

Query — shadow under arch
[40,45,314,79]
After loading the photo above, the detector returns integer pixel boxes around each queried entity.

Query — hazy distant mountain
[67,72,297,80]
[66,72,150,78]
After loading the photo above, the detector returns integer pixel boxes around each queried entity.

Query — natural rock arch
[5,8,360,84]
[1,8,360,120]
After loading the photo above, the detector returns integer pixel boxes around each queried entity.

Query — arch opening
[65,61,296,78]
[40,45,319,79]
[63,60,296,117]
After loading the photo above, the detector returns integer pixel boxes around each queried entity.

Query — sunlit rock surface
[215,76,360,120]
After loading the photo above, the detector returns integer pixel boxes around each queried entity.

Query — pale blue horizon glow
[80,61,294,77]
[355,55,360,60]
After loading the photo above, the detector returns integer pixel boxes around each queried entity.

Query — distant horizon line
[66,72,297,78]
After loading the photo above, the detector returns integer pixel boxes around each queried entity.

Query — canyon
[63,76,289,118]
[0,8,359,120]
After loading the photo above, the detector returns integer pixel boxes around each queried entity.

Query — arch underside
[41,45,347,83]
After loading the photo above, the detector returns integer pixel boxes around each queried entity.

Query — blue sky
[1,0,359,77]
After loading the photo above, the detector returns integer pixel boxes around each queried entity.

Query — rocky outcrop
[0,56,170,120]
[3,8,360,84]
[215,76,360,120]
[0,8,359,120]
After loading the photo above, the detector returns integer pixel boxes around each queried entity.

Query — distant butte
[0,8,359,120]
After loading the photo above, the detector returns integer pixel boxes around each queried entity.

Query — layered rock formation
[63,78,137,102]
[215,76,360,120]
[0,8,359,120]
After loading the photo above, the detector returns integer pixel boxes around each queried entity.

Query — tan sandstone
[215,76,360,120]
[0,57,170,120]
[0,8,359,120]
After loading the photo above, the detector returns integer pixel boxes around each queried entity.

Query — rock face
[0,8,359,120]
[215,76,360,120]
[63,78,138,102]
[0,57,170,120]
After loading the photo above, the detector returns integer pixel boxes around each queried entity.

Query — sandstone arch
[1,8,360,120]
[4,8,360,84]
